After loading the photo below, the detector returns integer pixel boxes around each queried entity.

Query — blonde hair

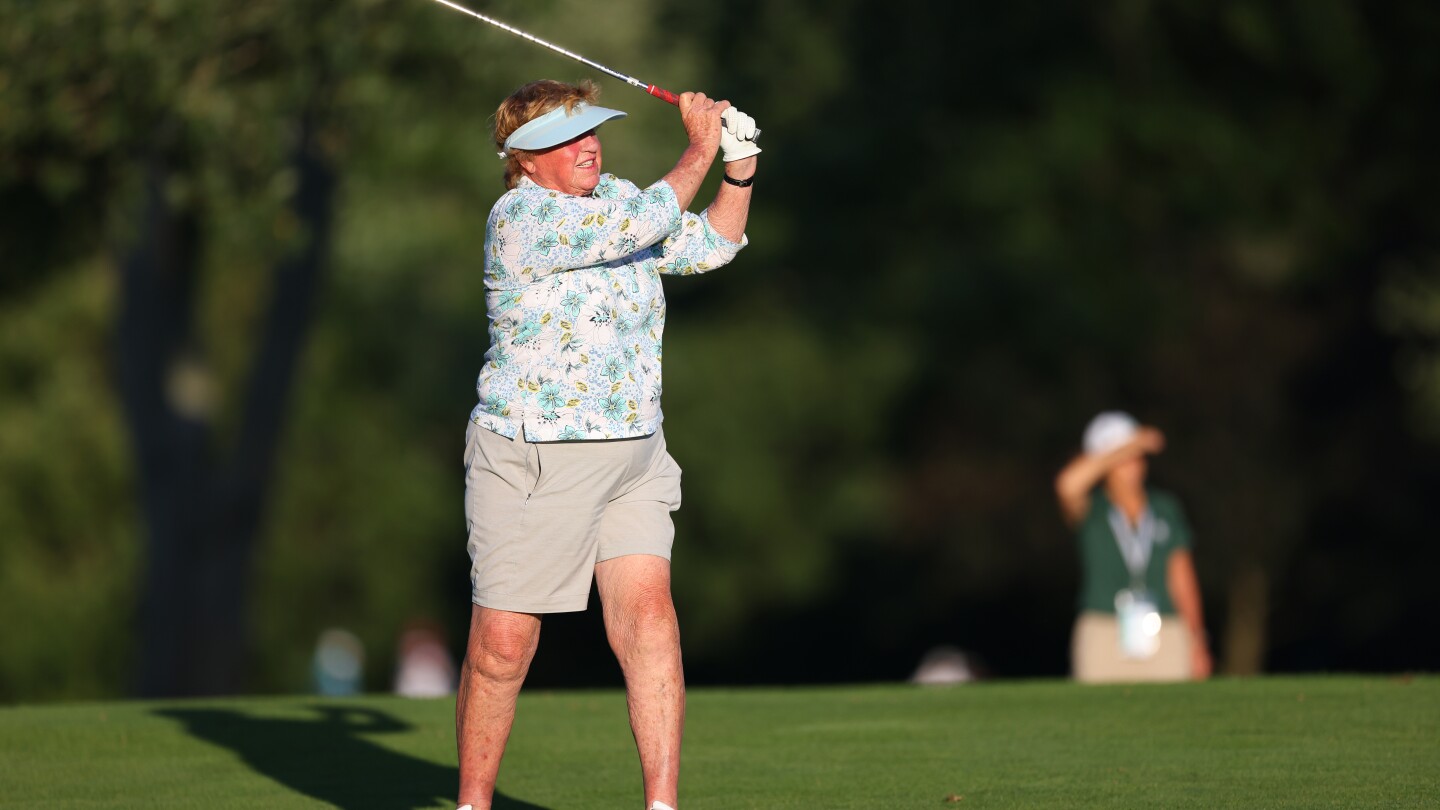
[493,79,601,190]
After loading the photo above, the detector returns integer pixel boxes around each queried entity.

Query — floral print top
[471,173,747,441]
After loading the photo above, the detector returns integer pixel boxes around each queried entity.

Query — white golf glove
[719,108,762,162]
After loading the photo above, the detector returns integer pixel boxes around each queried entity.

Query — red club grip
[646,85,681,106]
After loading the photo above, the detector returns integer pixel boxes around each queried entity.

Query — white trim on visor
[498,102,627,158]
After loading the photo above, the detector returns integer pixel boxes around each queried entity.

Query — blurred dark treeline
[2,0,1438,701]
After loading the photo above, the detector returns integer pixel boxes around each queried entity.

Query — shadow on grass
[155,705,550,810]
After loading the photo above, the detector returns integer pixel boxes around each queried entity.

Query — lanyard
[1108,505,1156,587]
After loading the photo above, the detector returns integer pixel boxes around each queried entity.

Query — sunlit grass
[1,676,1435,808]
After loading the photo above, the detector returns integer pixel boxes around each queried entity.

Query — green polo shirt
[1076,488,1192,615]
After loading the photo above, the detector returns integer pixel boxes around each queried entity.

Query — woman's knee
[466,611,540,681]
[607,584,678,652]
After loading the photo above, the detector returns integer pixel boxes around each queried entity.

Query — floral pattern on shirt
[471,174,747,440]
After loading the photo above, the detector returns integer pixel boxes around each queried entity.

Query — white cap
[1083,411,1139,455]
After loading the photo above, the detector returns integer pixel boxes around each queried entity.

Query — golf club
[423,0,759,138]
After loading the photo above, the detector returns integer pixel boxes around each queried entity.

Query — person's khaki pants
[1071,611,1192,683]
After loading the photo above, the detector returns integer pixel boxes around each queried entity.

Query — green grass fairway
[1,677,1435,808]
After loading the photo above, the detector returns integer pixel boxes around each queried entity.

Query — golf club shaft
[425,0,681,105]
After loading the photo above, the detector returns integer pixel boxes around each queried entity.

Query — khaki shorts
[463,422,682,613]
[1071,611,1193,683]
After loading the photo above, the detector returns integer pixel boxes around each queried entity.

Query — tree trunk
[1220,561,1269,676]
[120,117,334,697]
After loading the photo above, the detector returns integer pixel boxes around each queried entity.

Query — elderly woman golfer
[455,80,759,810]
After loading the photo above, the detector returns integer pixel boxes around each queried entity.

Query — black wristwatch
[722,174,754,188]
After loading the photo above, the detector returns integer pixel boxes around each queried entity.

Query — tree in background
[0,0,487,697]
[0,0,728,699]
[843,0,1440,676]
[662,0,1440,679]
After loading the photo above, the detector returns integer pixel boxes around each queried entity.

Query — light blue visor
[502,102,626,154]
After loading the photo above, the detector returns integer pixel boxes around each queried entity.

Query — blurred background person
[393,619,457,698]
[908,645,985,685]
[1054,412,1212,683]
[312,628,365,697]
